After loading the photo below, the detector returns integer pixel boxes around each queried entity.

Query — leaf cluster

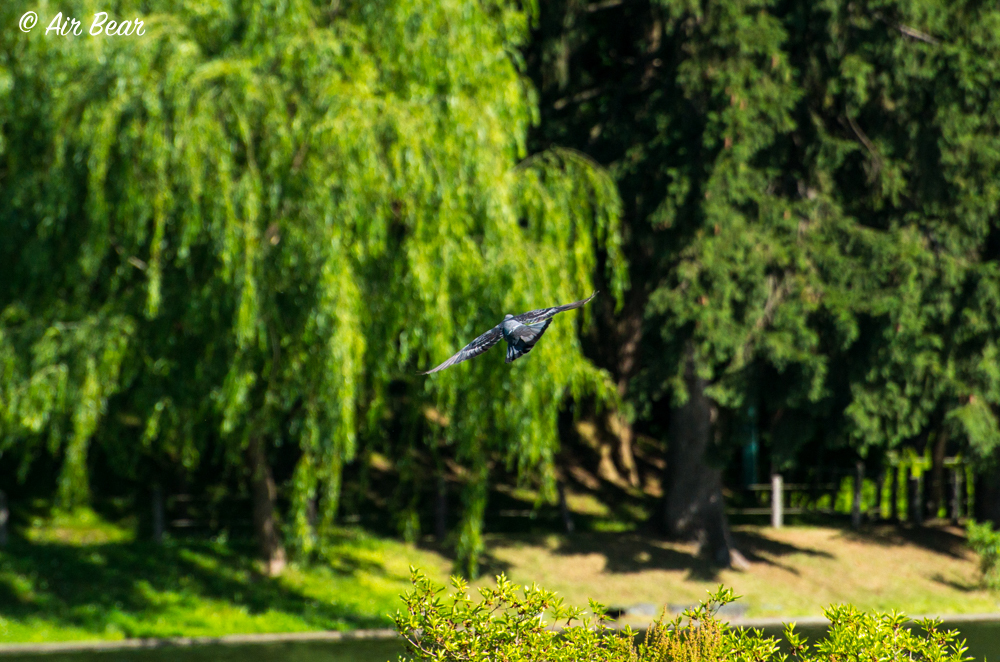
[792,606,970,662]
[394,568,627,662]
[966,519,1000,591]
[395,572,972,662]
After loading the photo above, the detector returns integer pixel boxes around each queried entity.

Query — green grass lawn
[1,502,998,644]
[0,506,451,643]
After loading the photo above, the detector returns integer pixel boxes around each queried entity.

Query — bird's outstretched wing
[420,325,503,374]
[512,292,597,325]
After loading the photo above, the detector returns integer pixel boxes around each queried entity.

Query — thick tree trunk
[606,411,640,487]
[927,430,949,519]
[585,291,644,488]
[248,435,286,576]
[662,352,747,569]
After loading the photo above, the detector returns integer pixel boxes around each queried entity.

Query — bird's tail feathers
[505,344,523,363]
[505,319,551,363]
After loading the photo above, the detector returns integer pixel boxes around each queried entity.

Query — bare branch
[553,87,603,110]
[846,114,883,181]
[898,24,939,45]
[586,0,624,12]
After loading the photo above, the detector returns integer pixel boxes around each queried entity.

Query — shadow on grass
[0,533,391,639]
[837,523,971,560]
[486,532,721,581]
[930,572,981,593]
[480,523,843,584]
[731,528,835,575]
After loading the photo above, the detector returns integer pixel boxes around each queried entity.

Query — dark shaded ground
[837,522,971,559]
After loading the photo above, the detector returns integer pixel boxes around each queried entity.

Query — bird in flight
[420,293,597,374]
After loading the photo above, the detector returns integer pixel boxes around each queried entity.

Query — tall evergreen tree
[526,0,1000,553]
[797,0,1000,520]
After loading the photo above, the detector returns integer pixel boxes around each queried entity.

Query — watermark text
[19,12,145,37]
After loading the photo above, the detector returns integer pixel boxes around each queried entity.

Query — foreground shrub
[966,519,1000,590]
[394,569,971,662]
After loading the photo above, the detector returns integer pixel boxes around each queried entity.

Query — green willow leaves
[0,0,624,574]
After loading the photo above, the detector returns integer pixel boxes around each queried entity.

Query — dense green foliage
[527,0,1000,494]
[0,0,624,574]
[966,519,1000,591]
[395,571,630,662]
[395,570,972,662]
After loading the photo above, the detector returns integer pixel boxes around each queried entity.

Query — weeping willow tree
[0,0,625,575]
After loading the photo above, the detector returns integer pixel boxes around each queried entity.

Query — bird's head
[504,314,513,320]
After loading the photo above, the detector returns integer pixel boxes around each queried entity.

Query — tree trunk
[611,293,644,486]
[586,291,644,488]
[606,411,640,487]
[557,480,575,533]
[662,350,747,569]
[873,469,884,521]
[248,435,286,576]
[907,470,923,525]
[151,483,164,544]
[927,429,949,519]
[0,490,7,548]
[890,465,899,521]
[851,461,863,529]
[950,466,962,524]
[974,465,1000,527]
[435,473,448,542]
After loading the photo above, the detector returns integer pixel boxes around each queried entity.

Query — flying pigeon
[420,292,597,375]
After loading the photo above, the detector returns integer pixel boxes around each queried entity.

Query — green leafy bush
[966,519,1000,590]
[394,569,971,662]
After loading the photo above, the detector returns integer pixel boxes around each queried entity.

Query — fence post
[771,473,783,529]
[0,490,7,548]
[852,461,864,529]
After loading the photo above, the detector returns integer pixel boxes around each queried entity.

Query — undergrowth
[395,569,972,662]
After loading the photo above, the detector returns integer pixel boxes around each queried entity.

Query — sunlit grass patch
[21,504,135,545]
